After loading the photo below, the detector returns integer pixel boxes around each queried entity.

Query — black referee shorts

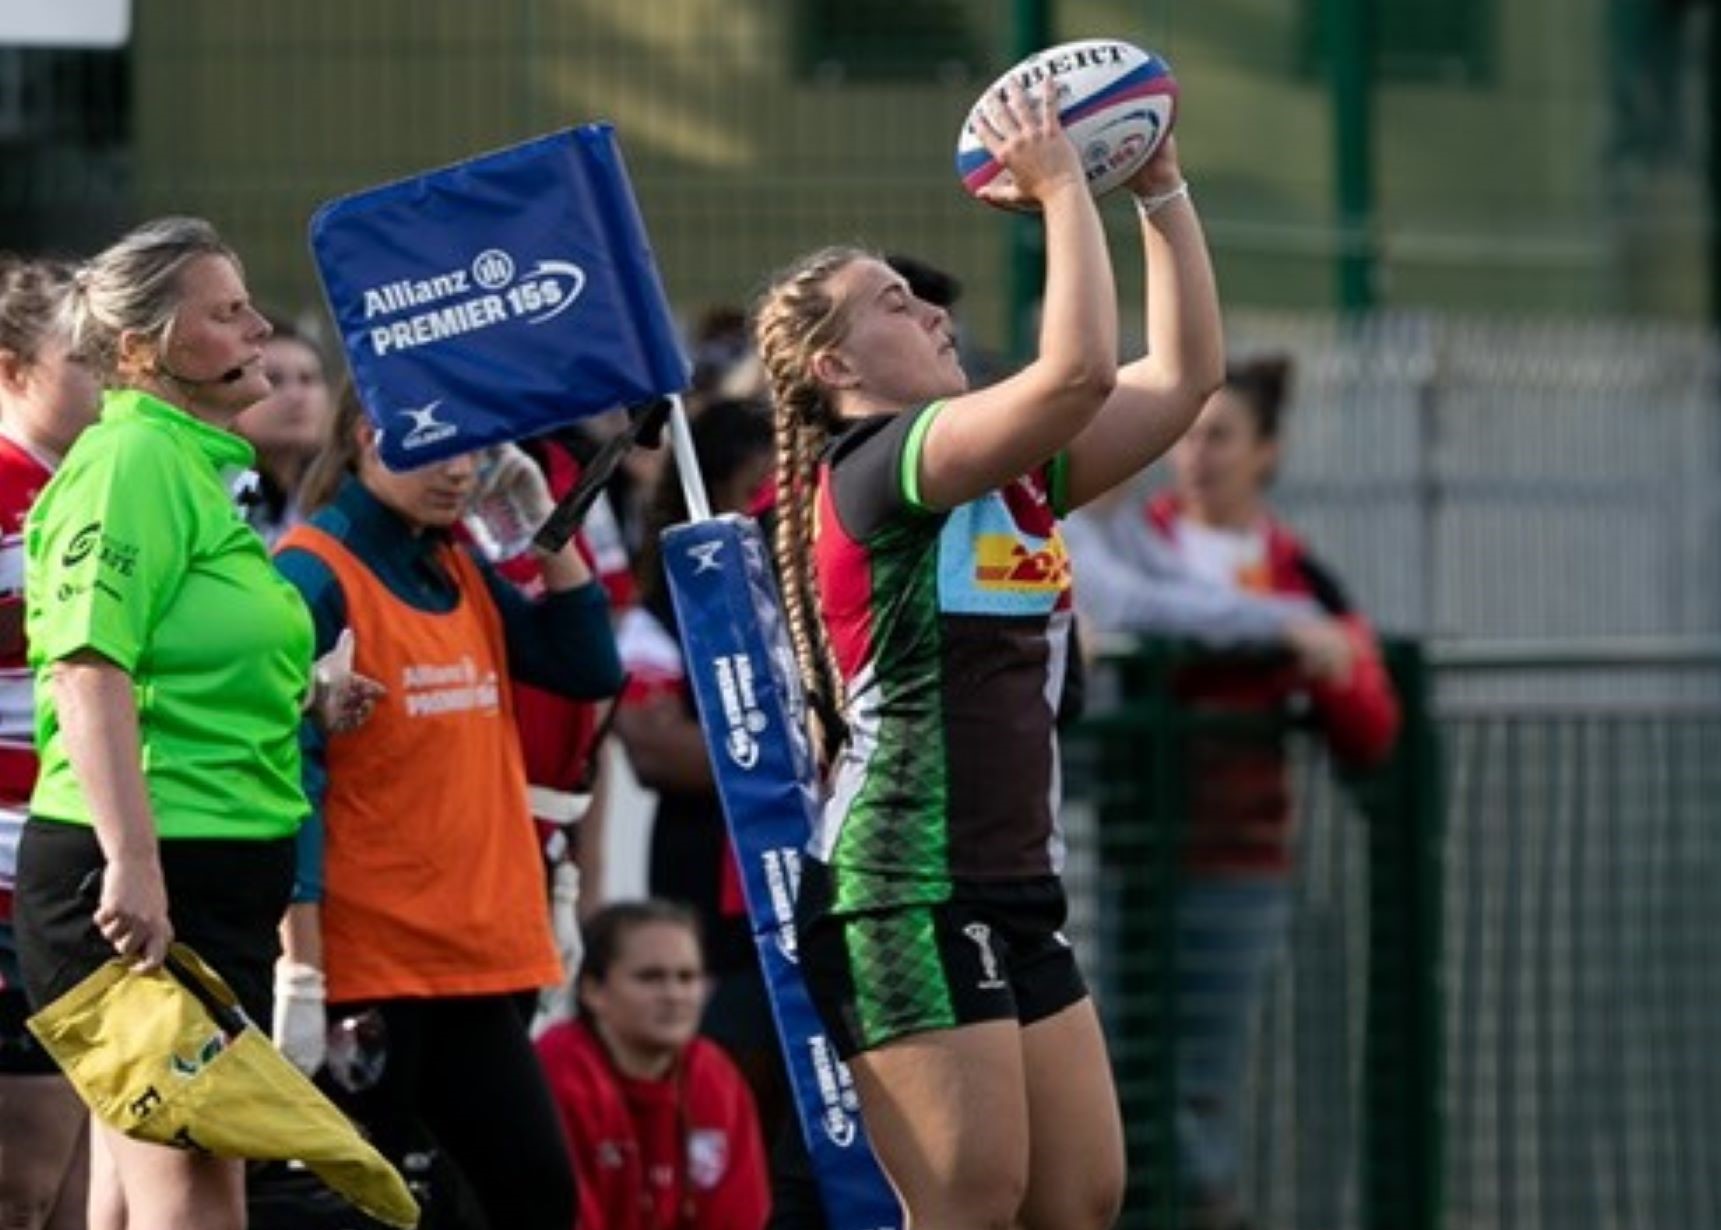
[12,818,294,1028]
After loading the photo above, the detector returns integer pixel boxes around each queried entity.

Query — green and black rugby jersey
[811,404,1075,914]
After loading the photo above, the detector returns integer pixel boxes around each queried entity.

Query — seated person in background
[611,399,785,1132]
[537,900,769,1230]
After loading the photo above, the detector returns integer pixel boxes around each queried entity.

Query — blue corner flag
[309,124,688,471]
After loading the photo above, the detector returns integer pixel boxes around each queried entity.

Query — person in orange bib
[272,385,623,1230]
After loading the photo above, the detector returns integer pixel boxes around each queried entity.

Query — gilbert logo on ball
[955,38,1177,209]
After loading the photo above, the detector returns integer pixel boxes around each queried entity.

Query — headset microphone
[156,359,248,387]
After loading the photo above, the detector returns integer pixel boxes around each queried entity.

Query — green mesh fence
[5,8,1721,1225]
[1435,670,1721,1230]
[1066,639,1721,1230]
[1063,640,1440,1230]
[2,0,1711,340]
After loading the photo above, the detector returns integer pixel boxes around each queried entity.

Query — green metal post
[1141,648,1183,1230]
[1323,0,1377,310]
[1357,642,1444,1230]
[1006,0,1053,361]
[1709,1,1720,330]
[1088,643,1187,1230]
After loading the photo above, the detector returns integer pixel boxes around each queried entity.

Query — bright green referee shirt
[25,390,314,839]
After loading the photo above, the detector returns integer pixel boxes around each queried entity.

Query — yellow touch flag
[26,944,419,1229]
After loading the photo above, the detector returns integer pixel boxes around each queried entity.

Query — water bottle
[462,447,539,562]
[324,1008,389,1093]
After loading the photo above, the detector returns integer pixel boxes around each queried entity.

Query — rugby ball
[955,38,1177,208]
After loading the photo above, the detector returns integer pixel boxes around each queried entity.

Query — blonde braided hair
[752,246,871,744]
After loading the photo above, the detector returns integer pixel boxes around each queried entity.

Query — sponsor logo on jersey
[400,655,501,717]
[973,532,1071,591]
[963,921,1007,990]
[63,521,101,566]
[688,1128,730,1189]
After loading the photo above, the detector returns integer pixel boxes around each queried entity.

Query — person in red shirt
[0,253,101,1230]
[611,400,779,1108]
[537,900,769,1230]
[1150,354,1399,1230]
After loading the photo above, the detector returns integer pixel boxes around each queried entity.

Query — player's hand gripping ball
[956,38,1178,210]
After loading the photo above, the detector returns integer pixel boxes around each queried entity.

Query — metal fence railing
[5,1,1713,328]
[1063,638,1721,1230]
[1063,639,1441,1230]
[1432,643,1721,1230]
[1179,312,1721,649]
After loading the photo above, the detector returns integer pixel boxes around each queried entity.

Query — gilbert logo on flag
[310,124,689,471]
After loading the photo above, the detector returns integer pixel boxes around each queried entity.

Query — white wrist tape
[1132,180,1191,220]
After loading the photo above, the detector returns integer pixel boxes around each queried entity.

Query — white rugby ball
[955,38,1177,209]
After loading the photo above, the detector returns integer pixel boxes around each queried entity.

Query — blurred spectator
[232,316,335,546]
[569,407,671,559]
[0,254,98,1230]
[537,900,768,1230]
[273,388,624,1230]
[688,303,753,398]
[498,428,636,609]
[1065,482,1355,677]
[1149,355,1399,1230]
[611,401,780,1117]
[713,354,768,404]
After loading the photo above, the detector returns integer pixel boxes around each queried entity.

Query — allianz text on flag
[310,124,689,471]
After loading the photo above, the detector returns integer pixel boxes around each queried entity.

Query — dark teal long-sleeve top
[274,476,623,902]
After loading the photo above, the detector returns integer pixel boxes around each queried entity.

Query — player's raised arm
[1062,134,1226,510]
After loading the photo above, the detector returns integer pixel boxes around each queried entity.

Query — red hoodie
[1146,492,1401,876]
[536,1018,770,1230]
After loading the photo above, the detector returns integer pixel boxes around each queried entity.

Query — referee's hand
[95,856,173,971]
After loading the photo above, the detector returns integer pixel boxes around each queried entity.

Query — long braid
[805,438,849,727]
[753,246,871,750]
[772,412,821,715]
[780,415,851,753]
